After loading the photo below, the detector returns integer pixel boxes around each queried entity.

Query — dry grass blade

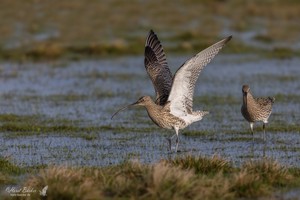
[7,156,300,200]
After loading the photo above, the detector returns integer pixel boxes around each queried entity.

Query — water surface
[0,55,299,167]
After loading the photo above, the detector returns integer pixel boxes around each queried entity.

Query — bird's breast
[146,107,186,130]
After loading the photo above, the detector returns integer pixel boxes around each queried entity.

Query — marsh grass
[9,155,299,200]
[0,157,24,186]
[167,155,233,175]
[194,95,239,106]
[0,114,112,139]
[0,157,24,176]
[230,120,300,135]
[0,173,12,186]
[0,123,104,139]
[253,34,273,44]
[253,123,300,133]
[267,47,297,59]
[254,74,299,83]
[182,130,214,136]
[0,0,300,60]
[14,91,117,102]
[231,160,293,197]
[274,93,300,103]
[0,113,157,139]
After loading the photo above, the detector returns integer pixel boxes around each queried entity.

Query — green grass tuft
[0,157,24,186]
[268,47,296,59]
[167,155,233,175]
[182,130,214,136]
[12,155,300,199]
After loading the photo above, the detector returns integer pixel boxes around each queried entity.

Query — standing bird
[112,30,231,152]
[241,85,275,141]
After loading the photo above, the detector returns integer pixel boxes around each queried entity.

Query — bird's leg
[167,134,176,151]
[175,135,179,153]
[167,138,171,151]
[167,138,172,151]
[263,123,266,142]
[263,142,266,158]
[250,123,254,142]
[174,127,179,153]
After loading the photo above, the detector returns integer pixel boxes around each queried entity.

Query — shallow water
[0,54,299,167]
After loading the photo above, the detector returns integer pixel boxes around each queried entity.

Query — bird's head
[242,85,250,106]
[111,96,152,119]
[133,96,152,106]
[242,85,250,95]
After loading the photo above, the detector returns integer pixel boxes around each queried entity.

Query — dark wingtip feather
[145,29,159,47]
[147,30,155,39]
[144,46,158,66]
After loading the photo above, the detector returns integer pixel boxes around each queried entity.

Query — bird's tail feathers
[195,110,209,117]
[268,97,275,104]
[202,111,209,116]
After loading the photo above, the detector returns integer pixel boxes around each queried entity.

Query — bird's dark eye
[139,97,144,102]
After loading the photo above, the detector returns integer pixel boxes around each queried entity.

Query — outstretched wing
[144,30,173,105]
[168,36,232,117]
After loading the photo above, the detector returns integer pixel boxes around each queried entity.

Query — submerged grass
[231,120,300,135]
[0,114,106,139]
[194,95,239,107]
[274,93,300,103]
[182,130,214,136]
[8,155,299,200]
[0,114,157,139]
[252,123,300,133]
[0,123,114,140]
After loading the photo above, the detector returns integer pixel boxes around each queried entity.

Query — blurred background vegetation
[0,0,299,60]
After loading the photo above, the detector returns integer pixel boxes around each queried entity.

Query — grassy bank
[2,155,299,199]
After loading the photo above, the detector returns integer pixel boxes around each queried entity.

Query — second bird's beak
[111,100,139,119]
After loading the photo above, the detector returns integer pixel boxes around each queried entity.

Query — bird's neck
[143,99,163,119]
[144,98,162,111]
[244,92,255,107]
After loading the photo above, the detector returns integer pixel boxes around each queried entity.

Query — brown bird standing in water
[112,30,232,152]
[241,85,275,141]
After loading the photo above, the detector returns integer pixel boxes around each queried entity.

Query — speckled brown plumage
[144,30,172,105]
[241,85,275,141]
[135,96,187,130]
[112,30,231,152]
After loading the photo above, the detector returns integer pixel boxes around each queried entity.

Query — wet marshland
[0,55,299,167]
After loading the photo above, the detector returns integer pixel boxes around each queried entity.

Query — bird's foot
[175,149,182,153]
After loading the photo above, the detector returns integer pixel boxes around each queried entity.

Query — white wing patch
[168,36,232,118]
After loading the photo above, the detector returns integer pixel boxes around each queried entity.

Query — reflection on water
[0,55,299,167]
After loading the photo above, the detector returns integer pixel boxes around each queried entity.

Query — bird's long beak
[111,101,139,119]
[243,93,247,107]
